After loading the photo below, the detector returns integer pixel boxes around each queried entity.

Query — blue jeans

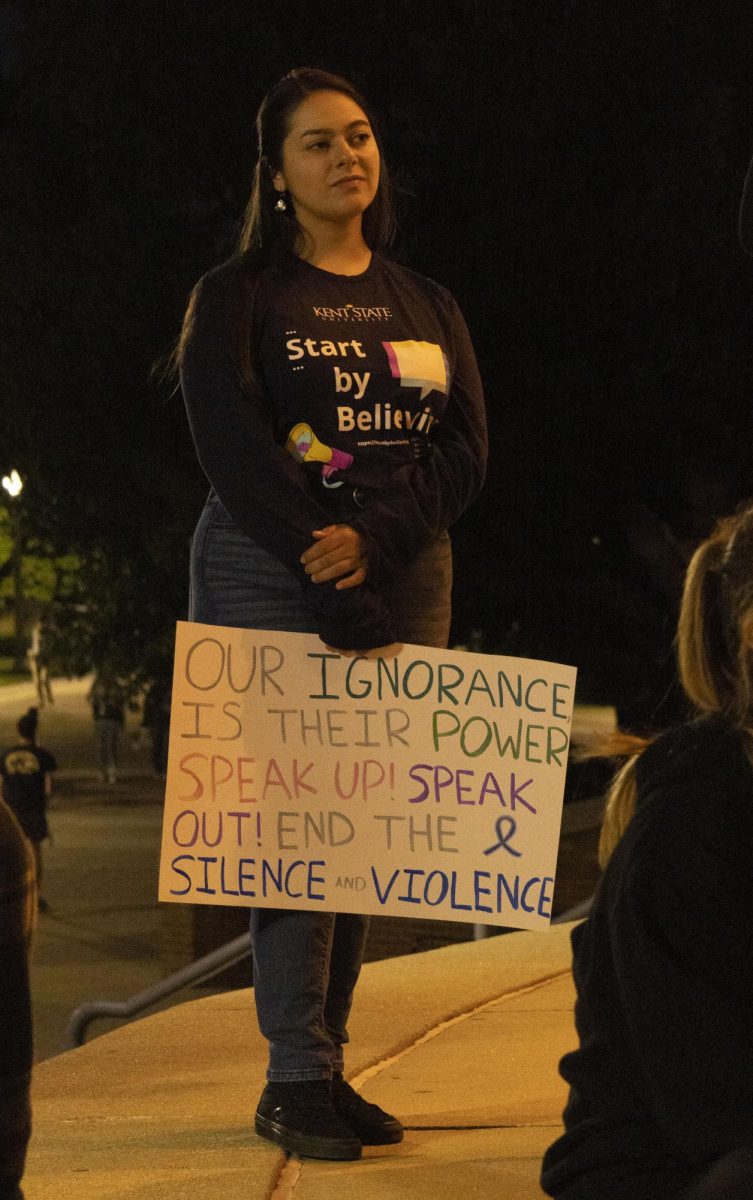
[94,719,121,776]
[189,495,452,1080]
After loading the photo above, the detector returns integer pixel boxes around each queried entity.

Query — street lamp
[2,469,23,498]
[2,469,25,671]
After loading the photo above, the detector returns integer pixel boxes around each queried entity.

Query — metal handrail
[552,895,593,923]
[65,931,252,1049]
[473,894,593,941]
[65,894,593,1048]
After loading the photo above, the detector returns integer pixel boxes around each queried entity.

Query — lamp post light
[2,470,25,672]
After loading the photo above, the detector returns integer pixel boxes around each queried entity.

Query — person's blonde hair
[599,507,753,866]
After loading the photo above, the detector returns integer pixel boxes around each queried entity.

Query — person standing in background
[26,619,53,708]
[141,674,172,778]
[87,675,125,785]
[0,710,56,914]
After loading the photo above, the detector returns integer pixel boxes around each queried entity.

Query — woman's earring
[275,194,287,212]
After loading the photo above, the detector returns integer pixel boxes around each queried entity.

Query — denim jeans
[189,495,452,1080]
[94,719,120,776]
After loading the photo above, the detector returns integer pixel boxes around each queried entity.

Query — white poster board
[159,622,576,931]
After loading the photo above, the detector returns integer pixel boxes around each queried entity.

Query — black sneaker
[331,1073,404,1145]
[255,1080,362,1160]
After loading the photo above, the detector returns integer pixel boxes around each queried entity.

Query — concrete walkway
[25,922,576,1199]
[0,677,168,1060]
[1,675,580,1197]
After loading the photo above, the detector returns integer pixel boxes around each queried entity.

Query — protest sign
[158,622,576,931]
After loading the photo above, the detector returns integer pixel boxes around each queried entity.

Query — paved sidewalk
[0,677,170,1060]
[1,675,583,1197]
[25,922,576,1200]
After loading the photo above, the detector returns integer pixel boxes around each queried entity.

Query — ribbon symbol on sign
[483,815,522,858]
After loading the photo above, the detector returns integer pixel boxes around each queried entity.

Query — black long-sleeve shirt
[180,250,487,649]
[542,717,753,1199]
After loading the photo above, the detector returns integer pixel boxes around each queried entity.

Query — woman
[178,68,487,1161]
[541,507,753,1199]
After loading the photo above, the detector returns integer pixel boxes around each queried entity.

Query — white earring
[275,195,287,212]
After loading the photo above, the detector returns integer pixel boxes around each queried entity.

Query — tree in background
[3,0,753,720]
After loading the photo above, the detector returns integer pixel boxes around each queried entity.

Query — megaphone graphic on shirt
[286,422,353,485]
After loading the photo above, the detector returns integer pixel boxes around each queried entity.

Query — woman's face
[272,89,380,232]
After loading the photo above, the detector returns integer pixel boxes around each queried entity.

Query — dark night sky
[4,0,753,718]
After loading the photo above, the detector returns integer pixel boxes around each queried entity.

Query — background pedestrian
[87,675,125,785]
[0,711,56,914]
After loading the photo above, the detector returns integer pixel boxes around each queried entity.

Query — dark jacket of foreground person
[542,716,753,1200]
[0,799,34,1200]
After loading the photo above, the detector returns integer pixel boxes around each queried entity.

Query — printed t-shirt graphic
[286,422,354,488]
[383,340,449,400]
[1,743,57,841]
[4,749,41,777]
[284,331,448,487]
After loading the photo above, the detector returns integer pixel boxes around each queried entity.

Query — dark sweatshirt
[180,250,487,650]
[0,800,33,1200]
[541,716,753,1200]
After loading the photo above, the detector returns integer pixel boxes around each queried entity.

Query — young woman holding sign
[177,68,487,1161]
[541,506,753,1200]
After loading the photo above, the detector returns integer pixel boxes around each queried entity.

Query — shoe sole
[358,1123,404,1145]
[255,1113,362,1161]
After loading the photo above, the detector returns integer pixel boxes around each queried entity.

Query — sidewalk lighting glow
[1,469,23,498]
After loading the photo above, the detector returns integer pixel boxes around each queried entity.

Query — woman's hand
[301,525,367,590]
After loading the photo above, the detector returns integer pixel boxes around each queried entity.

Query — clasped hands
[301,524,401,659]
[300,524,366,590]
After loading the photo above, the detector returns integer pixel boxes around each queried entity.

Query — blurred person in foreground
[0,798,35,1200]
[541,505,753,1199]
[0,712,56,913]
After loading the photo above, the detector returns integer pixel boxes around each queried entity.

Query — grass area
[0,658,31,686]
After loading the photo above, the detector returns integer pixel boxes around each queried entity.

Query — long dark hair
[171,69,396,393]
[238,67,396,257]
